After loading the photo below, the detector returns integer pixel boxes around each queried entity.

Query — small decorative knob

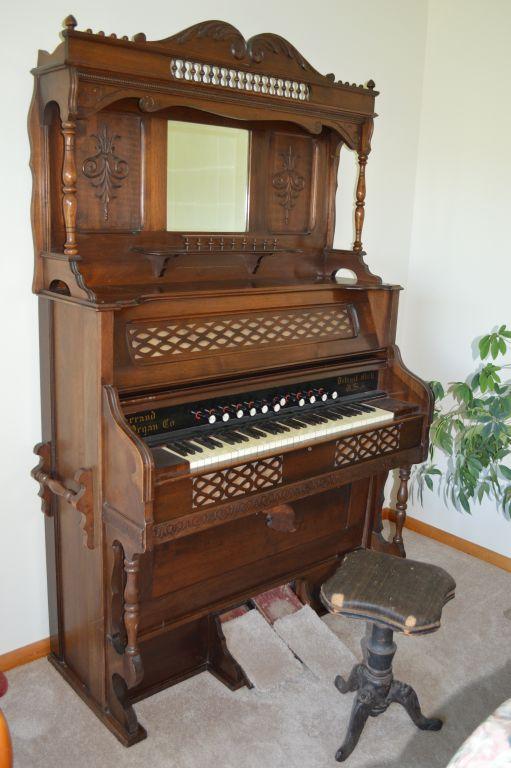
[63,14,77,31]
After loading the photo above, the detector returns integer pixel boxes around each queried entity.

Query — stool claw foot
[335,695,371,762]
[334,664,363,694]
[388,680,443,731]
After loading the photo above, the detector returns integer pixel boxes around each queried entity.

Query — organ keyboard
[30,16,433,748]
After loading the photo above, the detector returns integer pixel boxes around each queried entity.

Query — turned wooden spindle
[353,152,367,254]
[123,555,143,687]
[393,467,410,551]
[61,120,78,256]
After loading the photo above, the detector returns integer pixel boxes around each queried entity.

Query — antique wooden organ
[29,16,432,745]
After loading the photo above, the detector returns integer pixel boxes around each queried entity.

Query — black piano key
[235,426,265,438]
[227,429,251,442]
[323,409,344,420]
[190,436,218,449]
[256,421,280,435]
[266,421,288,433]
[297,413,323,425]
[273,421,291,431]
[179,440,202,454]
[359,402,376,412]
[279,417,307,428]
[168,442,192,456]
[216,431,241,444]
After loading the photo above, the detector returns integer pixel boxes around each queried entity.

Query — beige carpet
[3,529,511,767]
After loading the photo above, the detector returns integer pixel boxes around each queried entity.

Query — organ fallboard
[29,15,433,746]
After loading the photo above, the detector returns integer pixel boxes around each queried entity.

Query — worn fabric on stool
[321,548,456,634]
[320,548,456,762]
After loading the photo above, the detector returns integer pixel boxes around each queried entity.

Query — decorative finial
[132,32,146,43]
[367,79,376,90]
[326,73,336,82]
[63,15,77,31]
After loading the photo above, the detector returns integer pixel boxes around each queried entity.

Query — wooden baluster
[61,120,78,256]
[353,119,373,255]
[393,467,410,555]
[353,152,367,254]
[123,553,143,687]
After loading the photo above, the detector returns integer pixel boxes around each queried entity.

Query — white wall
[0,0,428,655]
[401,0,511,557]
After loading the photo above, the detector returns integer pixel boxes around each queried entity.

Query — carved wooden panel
[126,304,356,364]
[334,425,401,467]
[76,113,142,231]
[268,133,315,233]
[192,456,283,508]
[170,58,310,101]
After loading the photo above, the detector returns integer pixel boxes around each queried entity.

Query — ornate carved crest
[82,124,129,221]
[272,145,305,224]
[168,20,316,72]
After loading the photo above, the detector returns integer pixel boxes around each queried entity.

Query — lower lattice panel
[192,455,283,508]
[334,424,401,467]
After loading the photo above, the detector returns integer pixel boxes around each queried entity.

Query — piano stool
[320,548,456,762]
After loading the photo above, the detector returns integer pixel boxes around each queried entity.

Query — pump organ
[29,16,433,745]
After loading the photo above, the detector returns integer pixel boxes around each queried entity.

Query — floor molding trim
[383,508,511,573]
[0,637,50,672]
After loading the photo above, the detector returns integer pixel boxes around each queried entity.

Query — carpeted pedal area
[3,530,511,768]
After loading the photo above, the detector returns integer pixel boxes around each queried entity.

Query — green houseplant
[414,326,511,517]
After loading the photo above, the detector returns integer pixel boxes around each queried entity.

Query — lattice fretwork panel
[126,305,356,364]
[334,424,401,468]
[192,456,283,508]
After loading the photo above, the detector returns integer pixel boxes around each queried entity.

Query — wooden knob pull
[265,503,296,533]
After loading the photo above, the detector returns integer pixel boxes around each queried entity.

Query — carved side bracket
[31,442,95,549]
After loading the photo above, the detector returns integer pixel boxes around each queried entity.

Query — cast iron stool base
[335,622,442,762]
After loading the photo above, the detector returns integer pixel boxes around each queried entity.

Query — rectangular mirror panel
[166,121,249,232]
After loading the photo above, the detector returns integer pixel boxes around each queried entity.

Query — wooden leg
[207,615,252,691]
[393,467,410,557]
[335,695,372,762]
[387,680,443,731]
[334,664,363,694]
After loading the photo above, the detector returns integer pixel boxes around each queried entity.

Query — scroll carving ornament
[172,21,313,72]
[272,145,305,224]
[82,124,129,221]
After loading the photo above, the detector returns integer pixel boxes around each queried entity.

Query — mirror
[166,121,249,232]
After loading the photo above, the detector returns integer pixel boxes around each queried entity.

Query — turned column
[123,553,143,688]
[61,120,78,256]
[353,153,367,254]
[393,467,410,553]
[353,119,373,255]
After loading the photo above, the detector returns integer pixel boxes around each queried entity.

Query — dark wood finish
[333,625,442,762]
[29,16,433,746]
[321,550,455,761]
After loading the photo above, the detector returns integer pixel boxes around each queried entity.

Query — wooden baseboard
[0,637,50,672]
[383,508,511,573]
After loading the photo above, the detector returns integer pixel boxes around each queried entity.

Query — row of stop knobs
[192,388,340,424]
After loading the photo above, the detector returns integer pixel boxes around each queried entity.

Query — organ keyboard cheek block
[29,15,433,746]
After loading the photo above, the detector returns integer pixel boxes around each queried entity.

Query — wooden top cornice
[33,16,377,144]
